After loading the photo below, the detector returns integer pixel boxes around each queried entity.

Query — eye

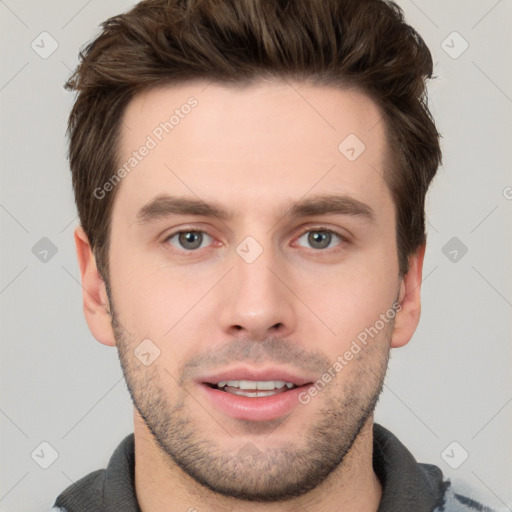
[165,230,214,251]
[295,228,345,250]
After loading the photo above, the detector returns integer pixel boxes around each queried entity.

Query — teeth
[216,380,296,390]
[228,388,283,397]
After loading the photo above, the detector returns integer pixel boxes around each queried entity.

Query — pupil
[309,231,331,249]
[179,231,202,249]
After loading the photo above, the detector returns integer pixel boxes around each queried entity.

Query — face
[102,79,405,500]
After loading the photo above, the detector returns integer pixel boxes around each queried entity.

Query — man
[52,0,498,510]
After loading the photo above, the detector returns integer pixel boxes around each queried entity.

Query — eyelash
[163,226,349,253]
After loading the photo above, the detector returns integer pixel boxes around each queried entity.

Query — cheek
[109,247,219,344]
[296,247,399,350]
[108,245,168,332]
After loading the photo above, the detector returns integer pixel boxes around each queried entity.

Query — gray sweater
[51,424,502,511]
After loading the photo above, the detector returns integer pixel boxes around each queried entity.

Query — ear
[390,243,426,348]
[74,226,116,347]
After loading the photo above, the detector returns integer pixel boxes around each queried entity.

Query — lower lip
[198,383,309,422]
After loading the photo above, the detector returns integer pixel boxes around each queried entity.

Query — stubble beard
[111,305,391,502]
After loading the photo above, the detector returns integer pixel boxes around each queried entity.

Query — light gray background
[1,1,511,511]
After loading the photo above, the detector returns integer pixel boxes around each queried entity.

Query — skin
[75,79,425,512]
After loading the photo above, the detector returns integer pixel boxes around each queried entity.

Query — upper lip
[198,366,315,387]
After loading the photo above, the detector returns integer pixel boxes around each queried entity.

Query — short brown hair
[65,0,441,280]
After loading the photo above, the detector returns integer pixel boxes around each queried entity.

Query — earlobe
[390,243,426,348]
[74,226,116,347]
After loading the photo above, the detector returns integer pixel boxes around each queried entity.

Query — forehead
[115,79,391,219]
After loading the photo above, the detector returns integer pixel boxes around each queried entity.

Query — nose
[217,242,297,341]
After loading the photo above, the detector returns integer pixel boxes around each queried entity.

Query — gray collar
[54,423,449,511]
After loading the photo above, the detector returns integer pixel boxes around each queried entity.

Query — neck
[134,411,382,512]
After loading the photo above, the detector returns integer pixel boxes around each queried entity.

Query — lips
[197,366,314,421]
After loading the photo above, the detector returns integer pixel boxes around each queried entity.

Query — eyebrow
[136,193,375,224]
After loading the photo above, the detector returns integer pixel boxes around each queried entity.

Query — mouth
[206,380,298,398]
[197,368,314,421]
